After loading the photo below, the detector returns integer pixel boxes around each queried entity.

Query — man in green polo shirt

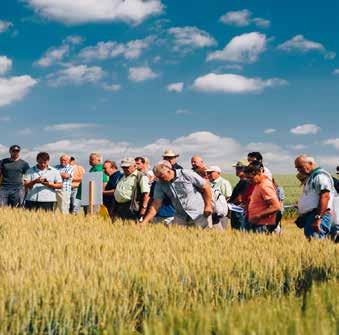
[114,157,150,221]
[77,153,109,214]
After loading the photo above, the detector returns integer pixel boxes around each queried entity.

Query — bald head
[295,155,317,175]
[191,156,204,169]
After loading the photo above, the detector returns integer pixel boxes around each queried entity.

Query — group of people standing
[0,144,337,241]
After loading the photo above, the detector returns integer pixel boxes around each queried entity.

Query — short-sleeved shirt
[114,170,150,204]
[71,164,85,188]
[24,166,62,202]
[104,171,123,202]
[153,169,206,220]
[210,177,232,198]
[298,168,335,215]
[0,158,30,189]
[76,164,109,200]
[55,164,74,192]
[248,176,279,225]
[229,179,250,204]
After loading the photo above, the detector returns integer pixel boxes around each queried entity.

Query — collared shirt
[114,170,150,204]
[298,168,335,215]
[55,164,74,192]
[210,176,232,198]
[153,169,206,220]
[24,166,62,202]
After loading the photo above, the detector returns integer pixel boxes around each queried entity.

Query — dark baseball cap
[9,145,21,151]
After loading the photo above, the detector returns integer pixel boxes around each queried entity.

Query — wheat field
[0,206,337,334]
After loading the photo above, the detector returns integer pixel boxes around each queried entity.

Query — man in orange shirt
[244,163,281,233]
[69,156,85,214]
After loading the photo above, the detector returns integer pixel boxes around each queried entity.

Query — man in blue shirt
[103,160,122,217]
[55,155,74,214]
[143,161,213,228]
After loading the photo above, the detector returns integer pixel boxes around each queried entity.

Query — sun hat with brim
[206,166,221,173]
[162,149,179,158]
[121,157,135,167]
[232,160,249,168]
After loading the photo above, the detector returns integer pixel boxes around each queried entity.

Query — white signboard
[81,172,103,206]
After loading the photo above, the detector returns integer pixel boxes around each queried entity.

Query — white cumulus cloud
[103,83,122,92]
[207,32,267,63]
[36,35,84,67]
[167,82,184,93]
[168,26,217,52]
[128,66,158,82]
[0,56,12,75]
[323,139,339,150]
[278,35,336,59]
[0,76,37,107]
[21,131,299,173]
[36,44,70,67]
[79,37,153,61]
[47,64,105,86]
[290,124,320,135]
[264,128,276,134]
[0,20,13,33]
[45,123,98,131]
[192,73,287,94]
[220,9,270,28]
[25,0,164,25]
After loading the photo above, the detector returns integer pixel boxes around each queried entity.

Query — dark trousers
[0,187,25,207]
[25,201,55,212]
[230,211,247,230]
[114,201,138,220]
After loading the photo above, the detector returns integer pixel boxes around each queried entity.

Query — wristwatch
[315,215,322,220]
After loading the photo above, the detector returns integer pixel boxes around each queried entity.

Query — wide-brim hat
[162,149,179,158]
[232,160,249,168]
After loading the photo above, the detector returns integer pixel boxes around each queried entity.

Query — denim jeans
[303,212,332,239]
[231,211,247,230]
[70,188,81,214]
[0,187,25,207]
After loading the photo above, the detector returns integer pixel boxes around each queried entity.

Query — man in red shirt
[244,163,281,233]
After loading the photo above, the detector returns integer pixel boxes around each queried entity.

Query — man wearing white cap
[162,149,183,170]
[143,160,213,228]
[206,166,232,200]
[114,158,150,220]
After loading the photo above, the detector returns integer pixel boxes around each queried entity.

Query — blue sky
[0,0,338,172]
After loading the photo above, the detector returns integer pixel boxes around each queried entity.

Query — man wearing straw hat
[162,149,183,170]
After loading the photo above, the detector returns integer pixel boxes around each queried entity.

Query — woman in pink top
[244,163,281,233]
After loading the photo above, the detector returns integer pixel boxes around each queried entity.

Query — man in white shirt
[24,152,62,211]
[295,155,335,239]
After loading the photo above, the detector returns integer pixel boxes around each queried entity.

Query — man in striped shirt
[55,155,74,214]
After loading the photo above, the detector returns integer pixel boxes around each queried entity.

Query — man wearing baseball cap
[114,157,150,220]
[206,166,232,200]
[229,160,250,230]
[0,145,30,208]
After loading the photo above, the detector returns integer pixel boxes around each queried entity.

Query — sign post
[81,172,103,215]
[88,180,94,215]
